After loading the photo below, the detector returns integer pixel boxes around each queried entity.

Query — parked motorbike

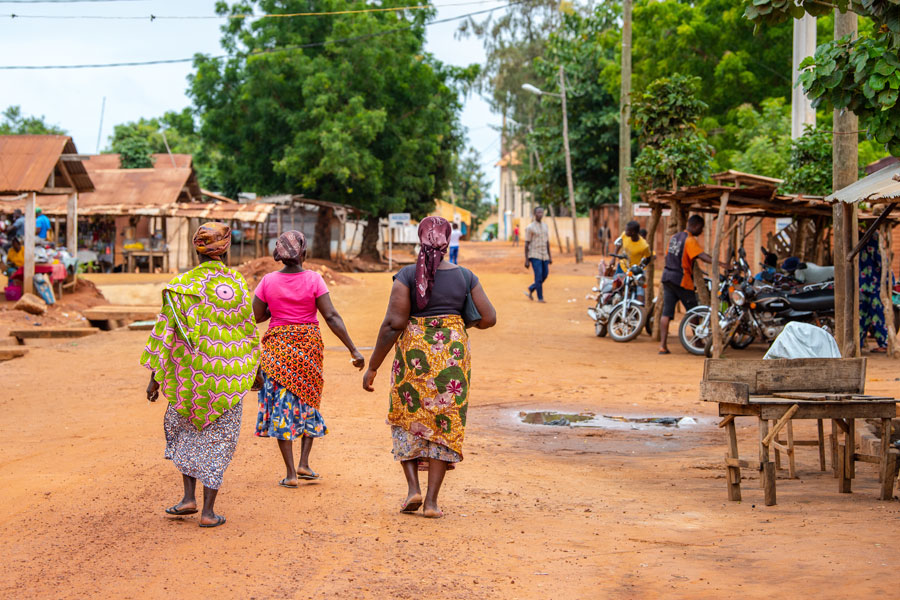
[703,280,835,357]
[587,254,651,342]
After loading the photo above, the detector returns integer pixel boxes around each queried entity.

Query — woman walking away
[142,222,260,529]
[363,216,496,518]
[254,231,365,487]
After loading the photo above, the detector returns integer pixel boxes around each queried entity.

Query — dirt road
[2,242,899,599]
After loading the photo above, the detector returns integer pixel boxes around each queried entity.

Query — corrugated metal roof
[826,164,900,203]
[0,135,93,194]
[85,153,194,171]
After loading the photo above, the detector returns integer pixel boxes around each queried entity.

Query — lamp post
[523,66,583,263]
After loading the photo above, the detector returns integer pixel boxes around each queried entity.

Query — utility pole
[832,9,860,358]
[791,16,817,139]
[618,0,633,232]
[559,66,582,263]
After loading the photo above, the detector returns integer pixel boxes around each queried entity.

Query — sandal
[870,347,887,354]
[297,470,320,480]
[278,478,298,488]
[165,504,198,516]
[658,348,671,355]
[400,495,423,513]
[199,515,226,528]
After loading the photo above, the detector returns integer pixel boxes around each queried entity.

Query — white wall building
[496,150,533,241]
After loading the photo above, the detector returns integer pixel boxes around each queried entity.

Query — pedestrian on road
[448,222,461,264]
[363,216,496,518]
[857,229,889,353]
[658,215,720,355]
[141,222,260,528]
[252,230,364,486]
[512,225,520,247]
[524,206,552,302]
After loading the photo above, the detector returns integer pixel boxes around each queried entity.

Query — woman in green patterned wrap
[141,222,260,528]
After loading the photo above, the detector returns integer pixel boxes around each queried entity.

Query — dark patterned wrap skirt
[164,399,242,490]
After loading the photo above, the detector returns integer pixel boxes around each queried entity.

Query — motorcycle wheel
[678,306,711,356]
[704,321,739,358]
[730,333,755,349]
[608,304,646,342]
[595,320,608,337]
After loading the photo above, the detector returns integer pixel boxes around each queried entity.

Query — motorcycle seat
[787,291,834,312]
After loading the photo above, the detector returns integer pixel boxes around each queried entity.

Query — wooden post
[255,222,262,259]
[753,217,763,271]
[276,206,282,236]
[548,204,564,254]
[879,418,897,500]
[618,0,633,233]
[759,418,776,506]
[348,217,360,258]
[725,419,742,501]
[710,192,730,358]
[879,223,897,357]
[646,205,662,333]
[24,192,36,295]
[817,419,826,471]
[52,215,59,245]
[67,192,78,281]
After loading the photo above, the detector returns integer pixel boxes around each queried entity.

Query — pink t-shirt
[254,270,329,328]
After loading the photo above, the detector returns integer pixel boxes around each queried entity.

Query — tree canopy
[190,0,474,257]
[0,106,66,136]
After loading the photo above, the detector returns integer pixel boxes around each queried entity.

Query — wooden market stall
[259,194,365,260]
[0,135,94,294]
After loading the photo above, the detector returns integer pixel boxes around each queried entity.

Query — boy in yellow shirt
[613,220,651,272]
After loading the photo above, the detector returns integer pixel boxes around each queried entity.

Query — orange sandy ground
[2,242,899,599]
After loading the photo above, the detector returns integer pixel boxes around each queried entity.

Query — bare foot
[401,492,423,513]
[422,500,442,518]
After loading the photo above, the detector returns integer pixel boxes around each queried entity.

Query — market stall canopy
[825,164,900,205]
[0,135,93,194]
[644,184,832,218]
[84,153,201,200]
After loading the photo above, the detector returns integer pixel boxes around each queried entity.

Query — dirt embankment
[0,278,106,338]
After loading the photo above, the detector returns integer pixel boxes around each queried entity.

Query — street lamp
[522,66,582,263]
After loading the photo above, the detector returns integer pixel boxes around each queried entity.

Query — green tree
[0,106,66,135]
[780,124,833,196]
[113,137,154,169]
[745,0,900,154]
[630,74,714,191]
[106,109,215,184]
[518,7,621,212]
[190,0,470,259]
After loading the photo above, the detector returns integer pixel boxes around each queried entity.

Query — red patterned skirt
[259,324,324,409]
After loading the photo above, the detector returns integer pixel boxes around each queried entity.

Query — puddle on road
[518,411,699,430]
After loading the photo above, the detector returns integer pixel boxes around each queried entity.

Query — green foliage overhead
[780,124,834,196]
[189,0,472,257]
[113,137,154,169]
[0,106,66,136]
[518,7,621,212]
[744,0,900,154]
[630,74,714,191]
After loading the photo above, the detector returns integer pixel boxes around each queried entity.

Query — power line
[0,3,514,70]
[3,0,505,19]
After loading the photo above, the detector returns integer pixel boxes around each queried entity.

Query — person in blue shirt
[35,208,51,240]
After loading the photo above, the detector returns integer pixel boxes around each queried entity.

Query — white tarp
[763,321,841,359]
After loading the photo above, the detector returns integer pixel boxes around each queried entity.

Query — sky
[0,0,504,199]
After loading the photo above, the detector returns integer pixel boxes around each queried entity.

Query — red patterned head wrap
[273,230,307,262]
[192,222,231,258]
[414,216,451,310]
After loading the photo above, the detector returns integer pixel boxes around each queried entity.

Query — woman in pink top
[253,230,364,487]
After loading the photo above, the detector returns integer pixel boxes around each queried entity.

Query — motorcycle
[678,248,756,355]
[587,254,651,342]
[703,279,835,357]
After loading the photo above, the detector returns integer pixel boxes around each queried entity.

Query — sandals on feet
[165,504,198,516]
[297,471,320,480]
[278,478,298,488]
[400,496,423,513]
[199,515,226,528]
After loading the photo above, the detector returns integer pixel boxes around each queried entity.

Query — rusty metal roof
[826,164,900,204]
[0,135,93,194]
[84,153,200,199]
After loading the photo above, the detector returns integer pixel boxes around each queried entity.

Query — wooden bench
[9,327,99,345]
[701,358,898,506]
[82,305,159,330]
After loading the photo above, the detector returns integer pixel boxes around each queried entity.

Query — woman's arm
[363,280,411,391]
[316,292,364,369]
[470,282,497,329]
[252,295,270,323]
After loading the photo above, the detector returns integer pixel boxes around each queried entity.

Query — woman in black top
[363,217,496,518]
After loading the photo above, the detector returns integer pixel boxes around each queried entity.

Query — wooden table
[9,327,99,345]
[126,250,168,274]
[702,358,899,506]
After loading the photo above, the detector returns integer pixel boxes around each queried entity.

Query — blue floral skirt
[255,370,327,440]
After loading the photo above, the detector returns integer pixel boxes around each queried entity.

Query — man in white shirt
[524,207,552,302]
[448,222,462,264]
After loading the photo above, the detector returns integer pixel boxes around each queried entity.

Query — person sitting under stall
[4,237,23,278]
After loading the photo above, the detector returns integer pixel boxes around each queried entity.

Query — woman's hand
[362,368,377,392]
[146,377,160,402]
[350,349,365,370]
